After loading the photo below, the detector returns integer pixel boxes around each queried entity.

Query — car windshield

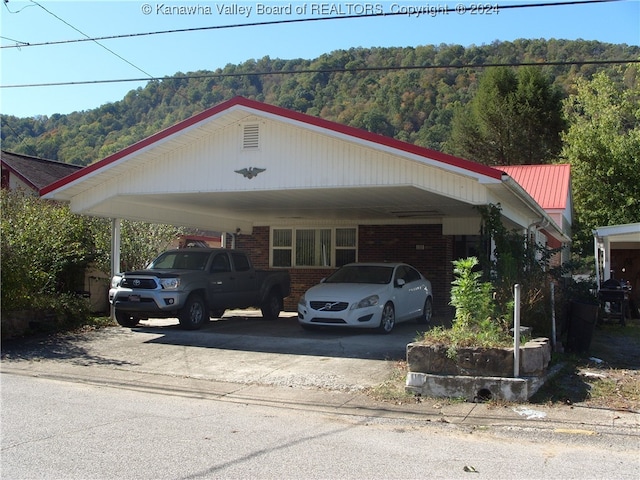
[149,251,210,270]
[325,265,394,284]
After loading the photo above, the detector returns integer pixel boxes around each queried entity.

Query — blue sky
[1,0,638,117]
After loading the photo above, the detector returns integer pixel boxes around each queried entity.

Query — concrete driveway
[1,310,444,392]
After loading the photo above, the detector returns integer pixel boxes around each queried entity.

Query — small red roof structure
[500,164,571,210]
[501,164,572,250]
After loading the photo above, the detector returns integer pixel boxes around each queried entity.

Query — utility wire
[1,0,623,49]
[24,1,155,79]
[2,59,638,89]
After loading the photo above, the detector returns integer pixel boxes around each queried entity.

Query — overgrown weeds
[417,257,512,357]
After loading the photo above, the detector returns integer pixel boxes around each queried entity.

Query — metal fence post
[513,284,521,378]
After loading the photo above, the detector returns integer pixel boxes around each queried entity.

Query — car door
[393,265,424,320]
[207,252,236,308]
[230,252,260,306]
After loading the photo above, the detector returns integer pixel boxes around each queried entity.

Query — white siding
[70,116,487,211]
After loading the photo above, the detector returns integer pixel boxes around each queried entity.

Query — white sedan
[297,262,433,333]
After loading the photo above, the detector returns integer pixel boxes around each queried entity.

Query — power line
[1,0,624,49]
[27,0,155,79]
[3,59,637,89]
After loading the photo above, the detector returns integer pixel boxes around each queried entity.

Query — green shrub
[29,293,93,333]
[1,189,183,334]
[419,257,511,354]
[1,190,97,311]
[450,257,495,329]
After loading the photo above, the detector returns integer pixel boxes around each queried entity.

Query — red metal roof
[500,164,571,210]
[40,96,504,196]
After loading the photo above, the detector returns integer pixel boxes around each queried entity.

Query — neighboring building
[501,164,572,266]
[593,223,640,313]
[173,233,223,249]
[40,97,572,313]
[1,150,82,193]
[1,150,110,312]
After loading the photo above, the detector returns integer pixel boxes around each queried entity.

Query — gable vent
[242,123,260,149]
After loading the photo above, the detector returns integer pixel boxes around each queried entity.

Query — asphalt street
[1,309,639,479]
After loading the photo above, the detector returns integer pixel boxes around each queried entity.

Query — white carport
[593,223,640,285]
[41,97,568,280]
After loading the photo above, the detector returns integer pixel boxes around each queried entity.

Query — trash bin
[566,300,599,354]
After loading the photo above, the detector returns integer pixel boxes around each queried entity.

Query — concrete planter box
[405,338,554,402]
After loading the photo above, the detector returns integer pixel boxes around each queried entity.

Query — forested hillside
[1,39,638,166]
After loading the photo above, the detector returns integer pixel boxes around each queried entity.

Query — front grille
[121,278,157,289]
[310,317,347,324]
[310,301,349,312]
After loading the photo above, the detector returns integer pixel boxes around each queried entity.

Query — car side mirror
[395,278,406,288]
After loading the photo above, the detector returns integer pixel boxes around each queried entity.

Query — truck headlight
[352,295,379,310]
[110,276,122,288]
[159,278,180,290]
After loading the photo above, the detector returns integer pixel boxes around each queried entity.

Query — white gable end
[44,98,564,240]
[74,114,486,201]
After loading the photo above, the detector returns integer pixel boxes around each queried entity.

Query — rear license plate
[129,295,141,302]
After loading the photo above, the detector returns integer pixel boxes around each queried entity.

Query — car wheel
[261,290,282,320]
[377,302,395,334]
[417,297,433,325]
[114,310,139,328]
[179,294,207,330]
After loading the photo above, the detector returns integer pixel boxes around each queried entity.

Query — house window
[271,227,357,268]
[335,228,357,266]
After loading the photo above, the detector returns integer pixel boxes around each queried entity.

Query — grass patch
[530,319,640,411]
[365,361,416,404]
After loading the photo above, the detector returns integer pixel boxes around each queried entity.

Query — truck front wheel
[179,294,207,330]
[261,291,282,320]
[115,310,140,328]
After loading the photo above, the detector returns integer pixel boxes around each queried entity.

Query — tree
[562,65,640,254]
[447,66,564,165]
[0,189,97,310]
[1,189,184,313]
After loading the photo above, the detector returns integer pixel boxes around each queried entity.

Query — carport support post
[110,218,121,318]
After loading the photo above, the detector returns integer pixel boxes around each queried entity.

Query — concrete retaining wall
[405,338,554,402]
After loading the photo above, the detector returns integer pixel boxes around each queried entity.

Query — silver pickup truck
[109,248,291,330]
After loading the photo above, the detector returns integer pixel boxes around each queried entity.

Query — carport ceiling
[106,186,476,225]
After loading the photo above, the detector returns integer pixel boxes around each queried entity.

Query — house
[593,222,640,314]
[501,164,572,266]
[40,97,572,313]
[1,150,82,193]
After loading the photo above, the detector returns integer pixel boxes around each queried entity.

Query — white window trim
[270,227,358,268]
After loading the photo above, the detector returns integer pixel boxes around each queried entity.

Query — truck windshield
[149,251,210,270]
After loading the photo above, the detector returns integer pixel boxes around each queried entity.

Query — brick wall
[235,225,454,315]
[358,224,453,316]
